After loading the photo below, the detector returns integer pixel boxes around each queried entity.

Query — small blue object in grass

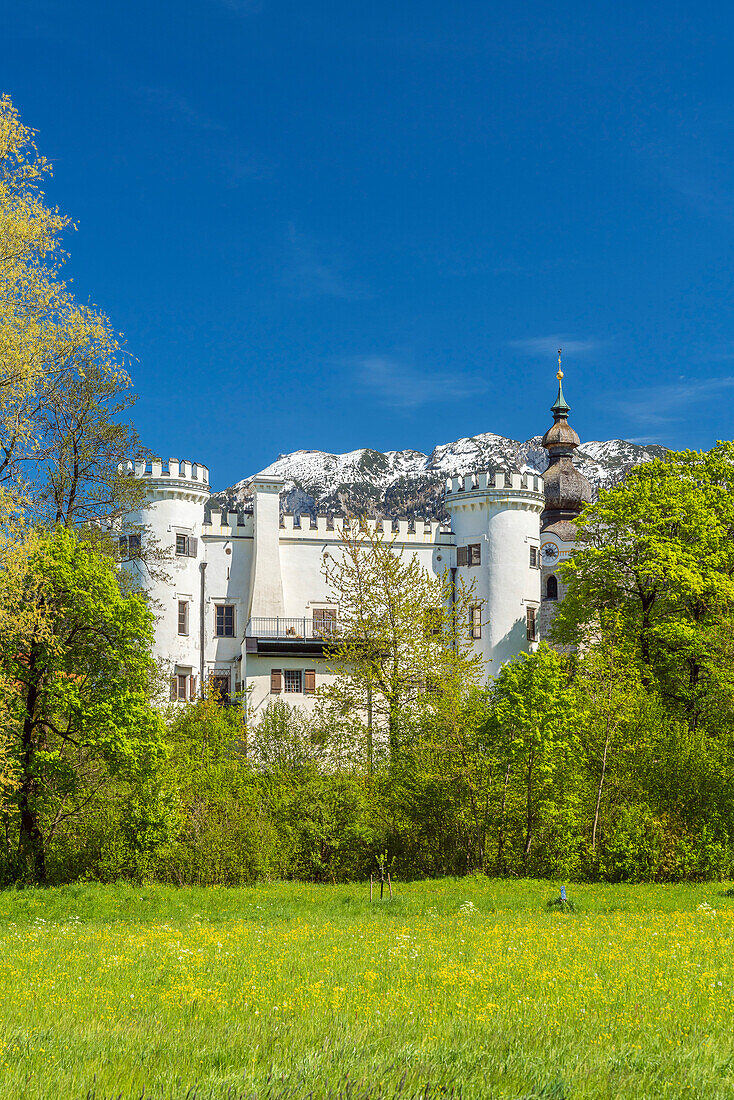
[547,884,576,912]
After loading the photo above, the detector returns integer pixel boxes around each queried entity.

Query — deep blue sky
[7,2,734,487]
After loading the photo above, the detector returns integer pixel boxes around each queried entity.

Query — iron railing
[247,616,342,640]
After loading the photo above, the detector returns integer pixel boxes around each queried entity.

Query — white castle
[125,368,589,715]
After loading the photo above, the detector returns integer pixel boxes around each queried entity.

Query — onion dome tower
[540,351,592,538]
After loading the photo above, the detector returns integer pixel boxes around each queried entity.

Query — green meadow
[1,879,734,1100]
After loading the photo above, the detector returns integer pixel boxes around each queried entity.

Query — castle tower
[538,354,592,636]
[125,458,211,697]
[445,469,544,674]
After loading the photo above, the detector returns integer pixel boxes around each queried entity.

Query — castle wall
[128,460,546,715]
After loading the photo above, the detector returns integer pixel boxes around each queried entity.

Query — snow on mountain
[216,434,667,521]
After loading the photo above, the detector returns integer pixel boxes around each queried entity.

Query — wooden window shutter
[270,668,282,694]
[304,669,316,695]
[187,537,198,557]
[526,607,537,642]
[170,677,177,702]
[457,546,468,566]
[189,675,196,700]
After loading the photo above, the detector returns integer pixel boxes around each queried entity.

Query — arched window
[546,574,558,601]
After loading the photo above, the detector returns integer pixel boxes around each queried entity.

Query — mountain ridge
[214,433,667,521]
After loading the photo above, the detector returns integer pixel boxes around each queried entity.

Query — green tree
[320,519,483,762]
[491,644,579,872]
[553,445,734,734]
[571,613,651,852]
[0,526,165,883]
[0,96,144,512]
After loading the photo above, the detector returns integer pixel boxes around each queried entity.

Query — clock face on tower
[541,542,559,562]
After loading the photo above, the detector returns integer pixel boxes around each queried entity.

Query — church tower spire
[540,351,592,534]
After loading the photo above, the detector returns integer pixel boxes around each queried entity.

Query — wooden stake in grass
[387,873,393,900]
[370,875,373,902]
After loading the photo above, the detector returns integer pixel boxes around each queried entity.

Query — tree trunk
[592,720,612,852]
[366,679,373,776]
[497,758,511,873]
[523,751,534,864]
[17,645,46,884]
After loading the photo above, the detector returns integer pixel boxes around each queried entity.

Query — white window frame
[215,603,235,638]
[284,669,303,694]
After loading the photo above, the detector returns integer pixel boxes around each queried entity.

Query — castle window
[529,545,538,569]
[118,533,141,560]
[176,534,198,557]
[209,673,230,703]
[215,604,235,637]
[458,544,481,566]
[284,669,302,693]
[178,600,189,636]
[526,607,537,642]
[170,673,195,702]
[313,607,337,637]
[546,575,558,601]
[470,604,482,640]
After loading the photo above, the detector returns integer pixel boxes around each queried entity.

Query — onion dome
[541,352,592,534]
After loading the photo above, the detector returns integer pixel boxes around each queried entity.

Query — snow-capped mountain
[214,433,667,521]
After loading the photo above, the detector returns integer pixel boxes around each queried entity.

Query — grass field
[1,879,734,1100]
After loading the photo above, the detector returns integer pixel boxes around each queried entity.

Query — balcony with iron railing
[245,616,342,653]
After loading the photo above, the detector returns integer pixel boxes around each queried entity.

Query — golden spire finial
[557,347,564,381]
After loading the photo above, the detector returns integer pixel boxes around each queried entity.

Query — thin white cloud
[282,225,368,300]
[353,356,487,409]
[508,335,601,357]
[613,377,734,428]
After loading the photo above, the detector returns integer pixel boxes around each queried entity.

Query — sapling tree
[319,519,483,764]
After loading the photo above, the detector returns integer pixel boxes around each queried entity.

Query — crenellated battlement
[200,509,452,544]
[121,458,210,484]
[278,513,451,543]
[203,509,255,536]
[444,469,544,496]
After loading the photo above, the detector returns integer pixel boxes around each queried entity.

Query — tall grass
[1,879,733,1098]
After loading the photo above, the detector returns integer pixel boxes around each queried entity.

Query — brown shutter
[270,668,282,694]
[304,669,316,695]
[189,675,196,700]
[457,546,468,566]
[170,677,177,702]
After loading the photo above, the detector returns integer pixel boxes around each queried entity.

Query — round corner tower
[127,458,211,679]
[445,469,544,674]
